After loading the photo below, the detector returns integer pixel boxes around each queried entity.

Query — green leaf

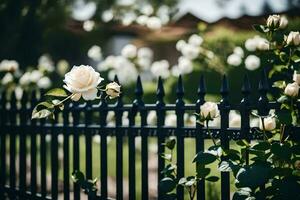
[277,95,289,103]
[193,152,217,165]
[292,144,300,155]
[165,138,176,150]
[235,164,271,189]
[251,141,270,151]
[252,24,269,33]
[218,160,239,174]
[31,109,53,119]
[196,167,210,178]
[159,177,176,193]
[71,170,85,183]
[223,149,240,161]
[206,176,219,182]
[271,142,292,161]
[236,140,250,147]
[45,88,68,97]
[232,188,253,200]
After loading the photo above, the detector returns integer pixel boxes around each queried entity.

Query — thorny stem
[54,93,76,106]
[206,120,217,146]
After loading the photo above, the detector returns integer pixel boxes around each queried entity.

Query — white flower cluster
[97,43,172,84]
[283,71,300,97]
[19,70,51,89]
[101,4,172,30]
[227,47,244,66]
[245,35,270,52]
[0,60,19,87]
[172,34,205,76]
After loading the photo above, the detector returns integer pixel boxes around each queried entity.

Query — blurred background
[1,0,300,103]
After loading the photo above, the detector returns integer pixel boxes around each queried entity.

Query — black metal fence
[0,73,295,200]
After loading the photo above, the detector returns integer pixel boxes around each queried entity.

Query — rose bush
[160,14,300,200]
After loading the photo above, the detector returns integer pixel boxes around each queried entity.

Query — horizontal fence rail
[0,74,300,200]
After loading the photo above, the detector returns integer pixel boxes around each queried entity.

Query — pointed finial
[197,75,206,96]
[113,75,123,106]
[176,75,184,99]
[156,76,165,99]
[135,75,144,98]
[220,75,229,96]
[258,69,269,92]
[241,74,251,95]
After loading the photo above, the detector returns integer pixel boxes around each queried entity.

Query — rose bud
[105,82,121,99]
[259,116,276,131]
[200,102,219,121]
[284,82,299,97]
[286,31,300,46]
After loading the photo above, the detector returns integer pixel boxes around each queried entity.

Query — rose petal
[71,93,82,101]
[82,88,98,100]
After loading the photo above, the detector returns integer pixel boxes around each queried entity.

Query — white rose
[88,45,102,61]
[30,70,43,83]
[165,113,177,126]
[37,76,51,89]
[146,16,162,30]
[188,34,203,46]
[286,31,300,46]
[177,56,193,74]
[0,60,19,72]
[121,44,137,59]
[233,46,244,58]
[105,82,121,99]
[137,47,153,59]
[293,71,300,85]
[147,111,157,125]
[150,60,170,79]
[57,60,69,76]
[227,53,242,66]
[63,65,103,101]
[229,111,241,128]
[1,73,13,85]
[136,15,149,25]
[137,57,151,69]
[122,12,136,26]
[245,38,257,52]
[266,14,281,28]
[83,20,95,32]
[257,39,269,51]
[200,102,219,120]
[171,65,181,77]
[245,55,260,71]
[38,55,54,73]
[284,82,299,97]
[181,44,199,60]
[259,117,276,131]
[102,9,113,22]
[19,72,31,86]
[176,40,186,51]
[140,4,154,16]
[279,16,288,29]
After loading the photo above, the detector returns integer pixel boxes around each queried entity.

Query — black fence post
[240,75,251,165]
[63,101,70,200]
[176,75,185,199]
[0,91,7,199]
[220,75,230,200]
[196,75,206,200]
[85,101,93,183]
[99,91,108,199]
[19,91,28,199]
[9,92,17,199]
[114,76,124,200]
[72,101,81,200]
[156,76,166,199]
[30,91,37,197]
